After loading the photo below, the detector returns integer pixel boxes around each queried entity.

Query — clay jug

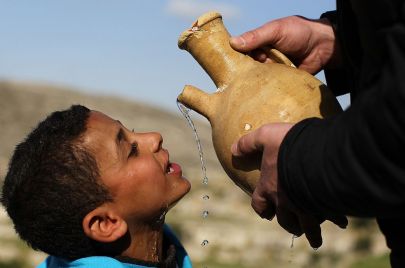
[177,11,342,195]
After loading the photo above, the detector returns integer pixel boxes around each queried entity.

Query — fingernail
[230,36,246,48]
[231,143,239,155]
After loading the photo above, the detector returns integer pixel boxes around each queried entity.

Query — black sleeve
[277,17,405,218]
[320,11,352,96]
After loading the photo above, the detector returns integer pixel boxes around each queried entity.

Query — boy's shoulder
[37,225,192,268]
[37,256,145,268]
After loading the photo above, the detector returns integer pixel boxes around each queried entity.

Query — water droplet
[202,210,209,218]
[158,210,166,221]
[202,176,208,185]
[202,195,210,200]
[290,234,297,248]
[201,239,209,246]
[313,247,318,251]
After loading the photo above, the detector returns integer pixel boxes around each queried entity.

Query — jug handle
[261,46,296,68]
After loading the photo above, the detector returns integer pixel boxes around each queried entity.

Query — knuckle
[263,19,283,42]
[251,191,262,209]
[289,15,301,23]
[256,125,271,142]
[250,198,259,212]
[251,190,274,218]
[251,199,264,216]
[244,29,261,44]
[267,19,281,32]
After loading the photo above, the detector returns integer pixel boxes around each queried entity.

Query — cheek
[137,161,168,189]
[118,159,169,203]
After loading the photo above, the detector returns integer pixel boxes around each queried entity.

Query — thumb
[231,129,264,157]
[230,21,281,52]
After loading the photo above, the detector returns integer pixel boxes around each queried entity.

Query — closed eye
[129,143,138,157]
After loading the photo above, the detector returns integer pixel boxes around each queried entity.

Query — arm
[279,0,405,217]
[280,44,405,217]
[234,12,405,218]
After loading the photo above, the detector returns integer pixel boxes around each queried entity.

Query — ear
[82,204,128,243]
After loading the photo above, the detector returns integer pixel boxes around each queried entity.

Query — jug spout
[177,85,214,120]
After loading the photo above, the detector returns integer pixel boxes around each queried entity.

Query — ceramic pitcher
[177,11,342,195]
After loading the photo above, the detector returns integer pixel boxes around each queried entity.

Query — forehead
[87,111,118,127]
[82,111,120,144]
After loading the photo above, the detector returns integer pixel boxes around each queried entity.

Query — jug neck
[178,12,247,90]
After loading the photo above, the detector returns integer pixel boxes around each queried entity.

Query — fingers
[328,215,348,229]
[249,48,270,63]
[230,21,281,52]
[277,208,303,236]
[231,128,264,157]
[231,123,292,157]
[251,186,276,220]
[297,214,323,248]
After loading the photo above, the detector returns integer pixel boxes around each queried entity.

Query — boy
[1,105,192,268]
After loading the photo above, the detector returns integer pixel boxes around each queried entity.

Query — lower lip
[169,162,182,175]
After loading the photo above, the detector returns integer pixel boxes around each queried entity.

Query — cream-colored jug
[177,11,342,195]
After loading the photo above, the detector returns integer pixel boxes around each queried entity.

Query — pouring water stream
[177,101,210,254]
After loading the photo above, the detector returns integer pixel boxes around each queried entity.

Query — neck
[119,221,164,264]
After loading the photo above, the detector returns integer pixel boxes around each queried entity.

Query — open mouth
[166,162,182,175]
[166,163,174,174]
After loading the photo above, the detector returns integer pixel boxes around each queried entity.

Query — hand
[231,123,348,248]
[230,16,341,75]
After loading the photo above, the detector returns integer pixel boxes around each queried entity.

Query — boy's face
[82,111,191,222]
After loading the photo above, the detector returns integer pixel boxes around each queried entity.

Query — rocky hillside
[0,81,389,268]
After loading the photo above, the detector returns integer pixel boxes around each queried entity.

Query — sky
[0,0,349,112]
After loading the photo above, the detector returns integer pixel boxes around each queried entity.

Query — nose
[143,132,163,153]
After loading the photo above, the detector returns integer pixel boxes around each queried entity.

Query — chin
[168,179,191,210]
[182,177,191,193]
[176,175,191,194]
[178,177,192,199]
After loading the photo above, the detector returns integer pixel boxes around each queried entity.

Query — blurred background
[0,1,388,267]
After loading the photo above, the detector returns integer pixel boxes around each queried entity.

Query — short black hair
[1,105,112,260]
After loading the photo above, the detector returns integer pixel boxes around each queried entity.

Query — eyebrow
[116,127,124,142]
[115,127,125,160]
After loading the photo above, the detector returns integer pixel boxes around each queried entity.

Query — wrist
[310,17,342,69]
